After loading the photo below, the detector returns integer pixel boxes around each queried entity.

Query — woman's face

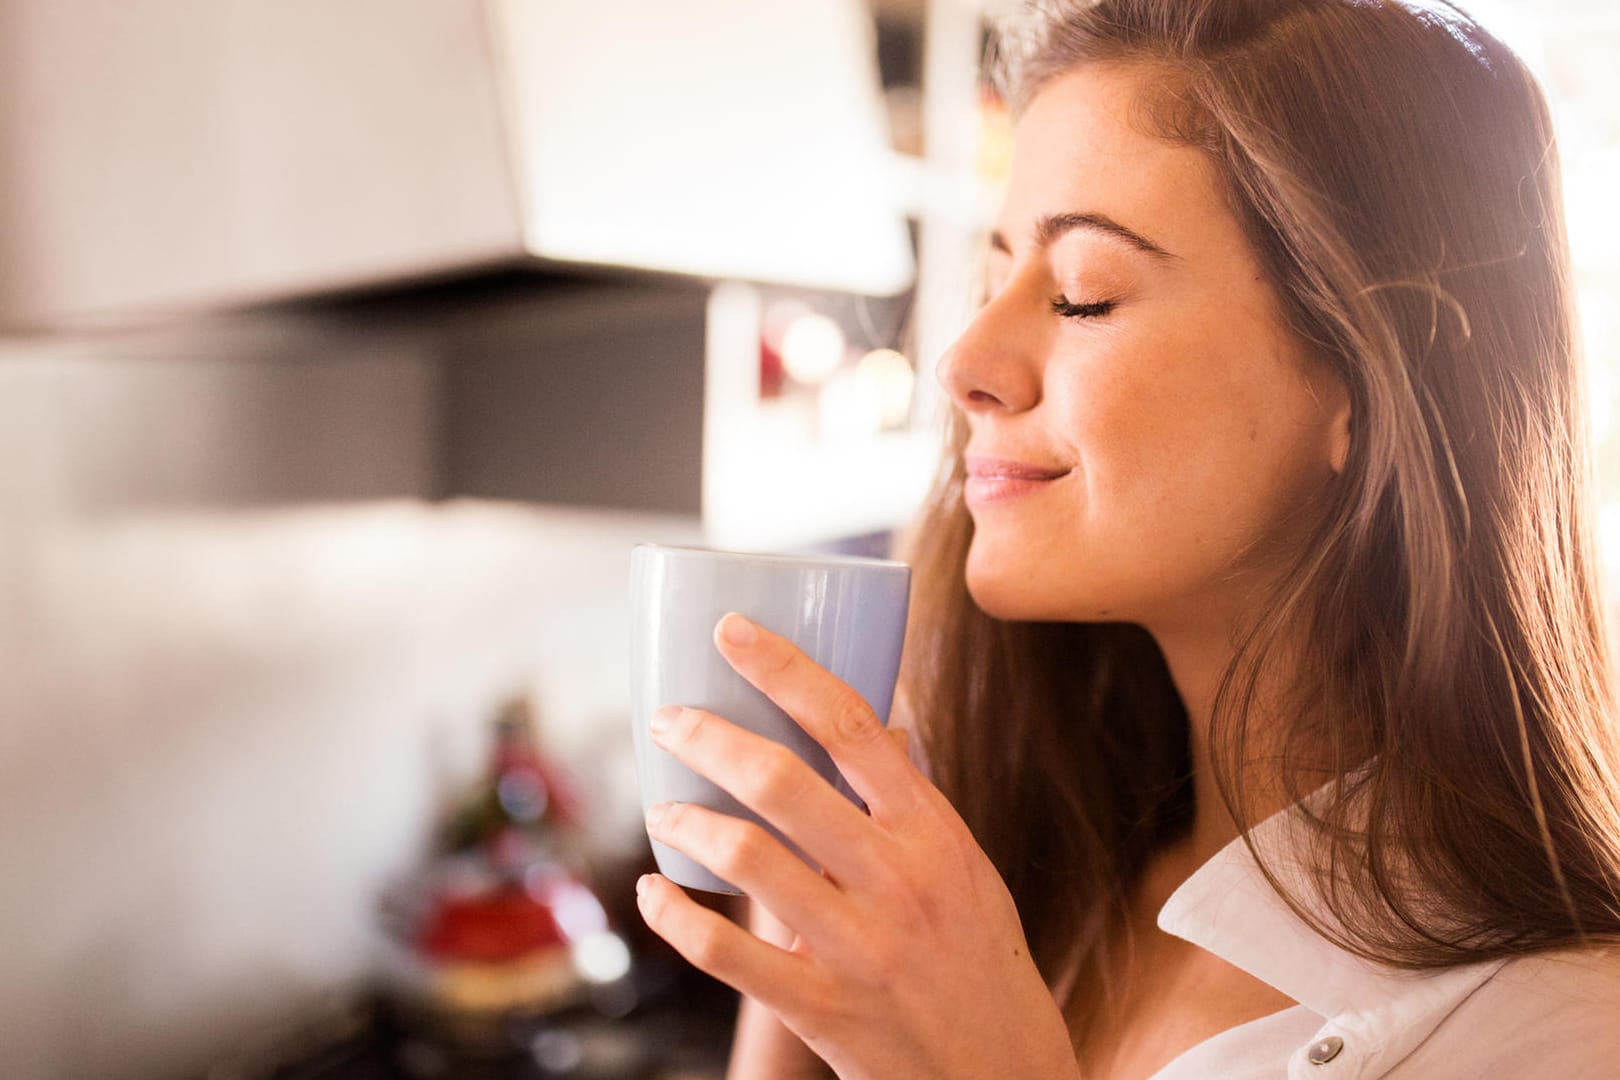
[937,64,1349,633]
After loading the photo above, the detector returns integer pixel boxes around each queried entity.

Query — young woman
[635,1,1620,1076]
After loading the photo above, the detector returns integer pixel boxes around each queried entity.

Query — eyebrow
[989,211,1178,261]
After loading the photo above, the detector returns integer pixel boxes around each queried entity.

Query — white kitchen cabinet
[0,0,912,329]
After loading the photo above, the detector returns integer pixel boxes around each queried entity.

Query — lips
[962,455,1072,508]
[963,455,1072,481]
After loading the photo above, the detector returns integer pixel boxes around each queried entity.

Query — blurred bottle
[376,695,633,1062]
[441,696,585,872]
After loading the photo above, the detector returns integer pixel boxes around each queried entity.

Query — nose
[934,294,1043,415]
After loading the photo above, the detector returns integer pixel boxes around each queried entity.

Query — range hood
[0,0,915,329]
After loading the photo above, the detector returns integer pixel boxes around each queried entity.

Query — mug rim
[633,542,908,572]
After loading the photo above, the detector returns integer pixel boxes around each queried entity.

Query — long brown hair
[895,0,1620,1039]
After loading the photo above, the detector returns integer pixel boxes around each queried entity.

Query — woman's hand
[635,612,1082,1080]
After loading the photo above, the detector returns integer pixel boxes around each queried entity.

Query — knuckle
[749,747,809,806]
[661,801,693,838]
[829,687,880,745]
[765,647,798,680]
[714,821,773,881]
[686,918,732,970]
[673,707,707,746]
[749,644,798,696]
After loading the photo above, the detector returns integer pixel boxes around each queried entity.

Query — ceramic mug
[628,543,911,893]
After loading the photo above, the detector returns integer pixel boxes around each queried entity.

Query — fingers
[635,872,808,1011]
[645,800,851,947]
[649,705,895,887]
[712,612,923,826]
[888,725,910,757]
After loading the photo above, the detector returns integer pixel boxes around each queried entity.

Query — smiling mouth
[963,454,1072,481]
[961,457,1072,507]
[965,464,1071,481]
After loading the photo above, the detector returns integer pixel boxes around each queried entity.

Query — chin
[965,578,1024,620]
[965,559,1069,622]
[963,545,1131,624]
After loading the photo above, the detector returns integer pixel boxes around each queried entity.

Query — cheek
[960,329,1335,622]
[1059,333,1330,553]
[1049,340,1244,497]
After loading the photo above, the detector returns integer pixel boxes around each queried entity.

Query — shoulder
[1400,945,1620,1076]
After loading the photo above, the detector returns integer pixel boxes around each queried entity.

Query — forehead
[1002,64,1227,254]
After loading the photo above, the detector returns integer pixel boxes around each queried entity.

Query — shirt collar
[1156,786,1506,1070]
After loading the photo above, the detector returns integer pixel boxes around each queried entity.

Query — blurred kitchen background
[0,1,1615,1078]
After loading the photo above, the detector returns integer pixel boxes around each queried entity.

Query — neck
[1147,618,1315,874]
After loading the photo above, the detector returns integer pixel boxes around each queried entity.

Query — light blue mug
[629,543,911,894]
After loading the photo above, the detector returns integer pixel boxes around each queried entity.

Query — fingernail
[645,801,673,830]
[636,874,652,897]
[719,612,759,647]
[650,705,681,735]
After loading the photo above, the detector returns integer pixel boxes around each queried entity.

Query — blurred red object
[759,336,785,398]
[417,884,566,963]
[373,693,634,1056]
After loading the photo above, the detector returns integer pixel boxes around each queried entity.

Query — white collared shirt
[1150,797,1620,1079]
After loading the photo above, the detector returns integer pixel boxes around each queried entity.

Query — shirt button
[1307,1035,1345,1065]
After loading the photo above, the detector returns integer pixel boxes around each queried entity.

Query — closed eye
[1049,295,1116,320]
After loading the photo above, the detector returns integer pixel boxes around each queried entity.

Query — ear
[1325,377,1352,475]
[1303,360,1353,475]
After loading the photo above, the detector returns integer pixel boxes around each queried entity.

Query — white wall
[0,323,702,1078]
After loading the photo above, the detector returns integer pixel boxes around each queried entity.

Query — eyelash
[1048,295,1116,320]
